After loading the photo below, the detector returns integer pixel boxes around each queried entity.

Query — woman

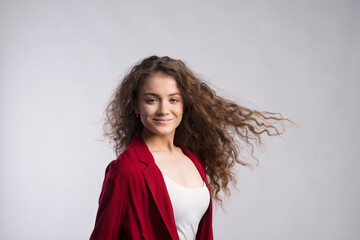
[90,56,292,240]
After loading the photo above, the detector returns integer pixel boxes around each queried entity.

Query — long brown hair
[104,56,294,206]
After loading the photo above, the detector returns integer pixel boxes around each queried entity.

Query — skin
[135,72,204,189]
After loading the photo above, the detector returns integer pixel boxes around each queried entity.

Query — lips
[153,118,172,124]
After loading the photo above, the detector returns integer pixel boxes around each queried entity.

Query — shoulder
[177,143,206,171]
[177,143,203,162]
[104,146,139,183]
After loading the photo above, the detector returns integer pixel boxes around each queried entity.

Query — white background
[1,0,359,239]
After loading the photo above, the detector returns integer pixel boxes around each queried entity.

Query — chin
[144,125,177,137]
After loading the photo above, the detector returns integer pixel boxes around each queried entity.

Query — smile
[153,118,173,124]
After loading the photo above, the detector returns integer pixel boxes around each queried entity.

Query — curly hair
[104,55,294,206]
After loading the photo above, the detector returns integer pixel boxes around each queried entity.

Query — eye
[170,98,180,103]
[146,98,158,104]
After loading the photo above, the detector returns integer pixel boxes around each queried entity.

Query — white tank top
[163,175,210,240]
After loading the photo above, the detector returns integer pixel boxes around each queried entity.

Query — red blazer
[90,132,213,240]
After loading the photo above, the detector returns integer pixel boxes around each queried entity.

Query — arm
[90,161,125,240]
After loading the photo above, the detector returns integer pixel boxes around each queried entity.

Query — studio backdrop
[0,1,359,239]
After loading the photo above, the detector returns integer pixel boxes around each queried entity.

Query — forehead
[140,72,180,93]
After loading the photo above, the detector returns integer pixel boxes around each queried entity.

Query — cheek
[139,104,156,117]
[175,105,184,117]
[178,103,184,115]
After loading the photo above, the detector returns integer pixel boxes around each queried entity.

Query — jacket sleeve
[90,161,125,240]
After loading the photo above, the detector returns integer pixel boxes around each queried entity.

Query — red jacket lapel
[176,143,213,240]
[130,132,179,240]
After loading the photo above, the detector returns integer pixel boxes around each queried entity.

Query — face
[135,72,184,138]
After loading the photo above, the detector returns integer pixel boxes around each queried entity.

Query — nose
[157,100,170,116]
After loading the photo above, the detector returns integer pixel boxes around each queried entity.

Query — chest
[151,150,204,189]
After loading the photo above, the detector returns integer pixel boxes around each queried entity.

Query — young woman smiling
[90,56,292,240]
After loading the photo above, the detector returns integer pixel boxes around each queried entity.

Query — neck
[141,129,176,153]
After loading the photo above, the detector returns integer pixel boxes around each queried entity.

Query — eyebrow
[143,92,181,97]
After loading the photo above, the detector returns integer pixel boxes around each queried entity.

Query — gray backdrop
[1,0,359,239]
